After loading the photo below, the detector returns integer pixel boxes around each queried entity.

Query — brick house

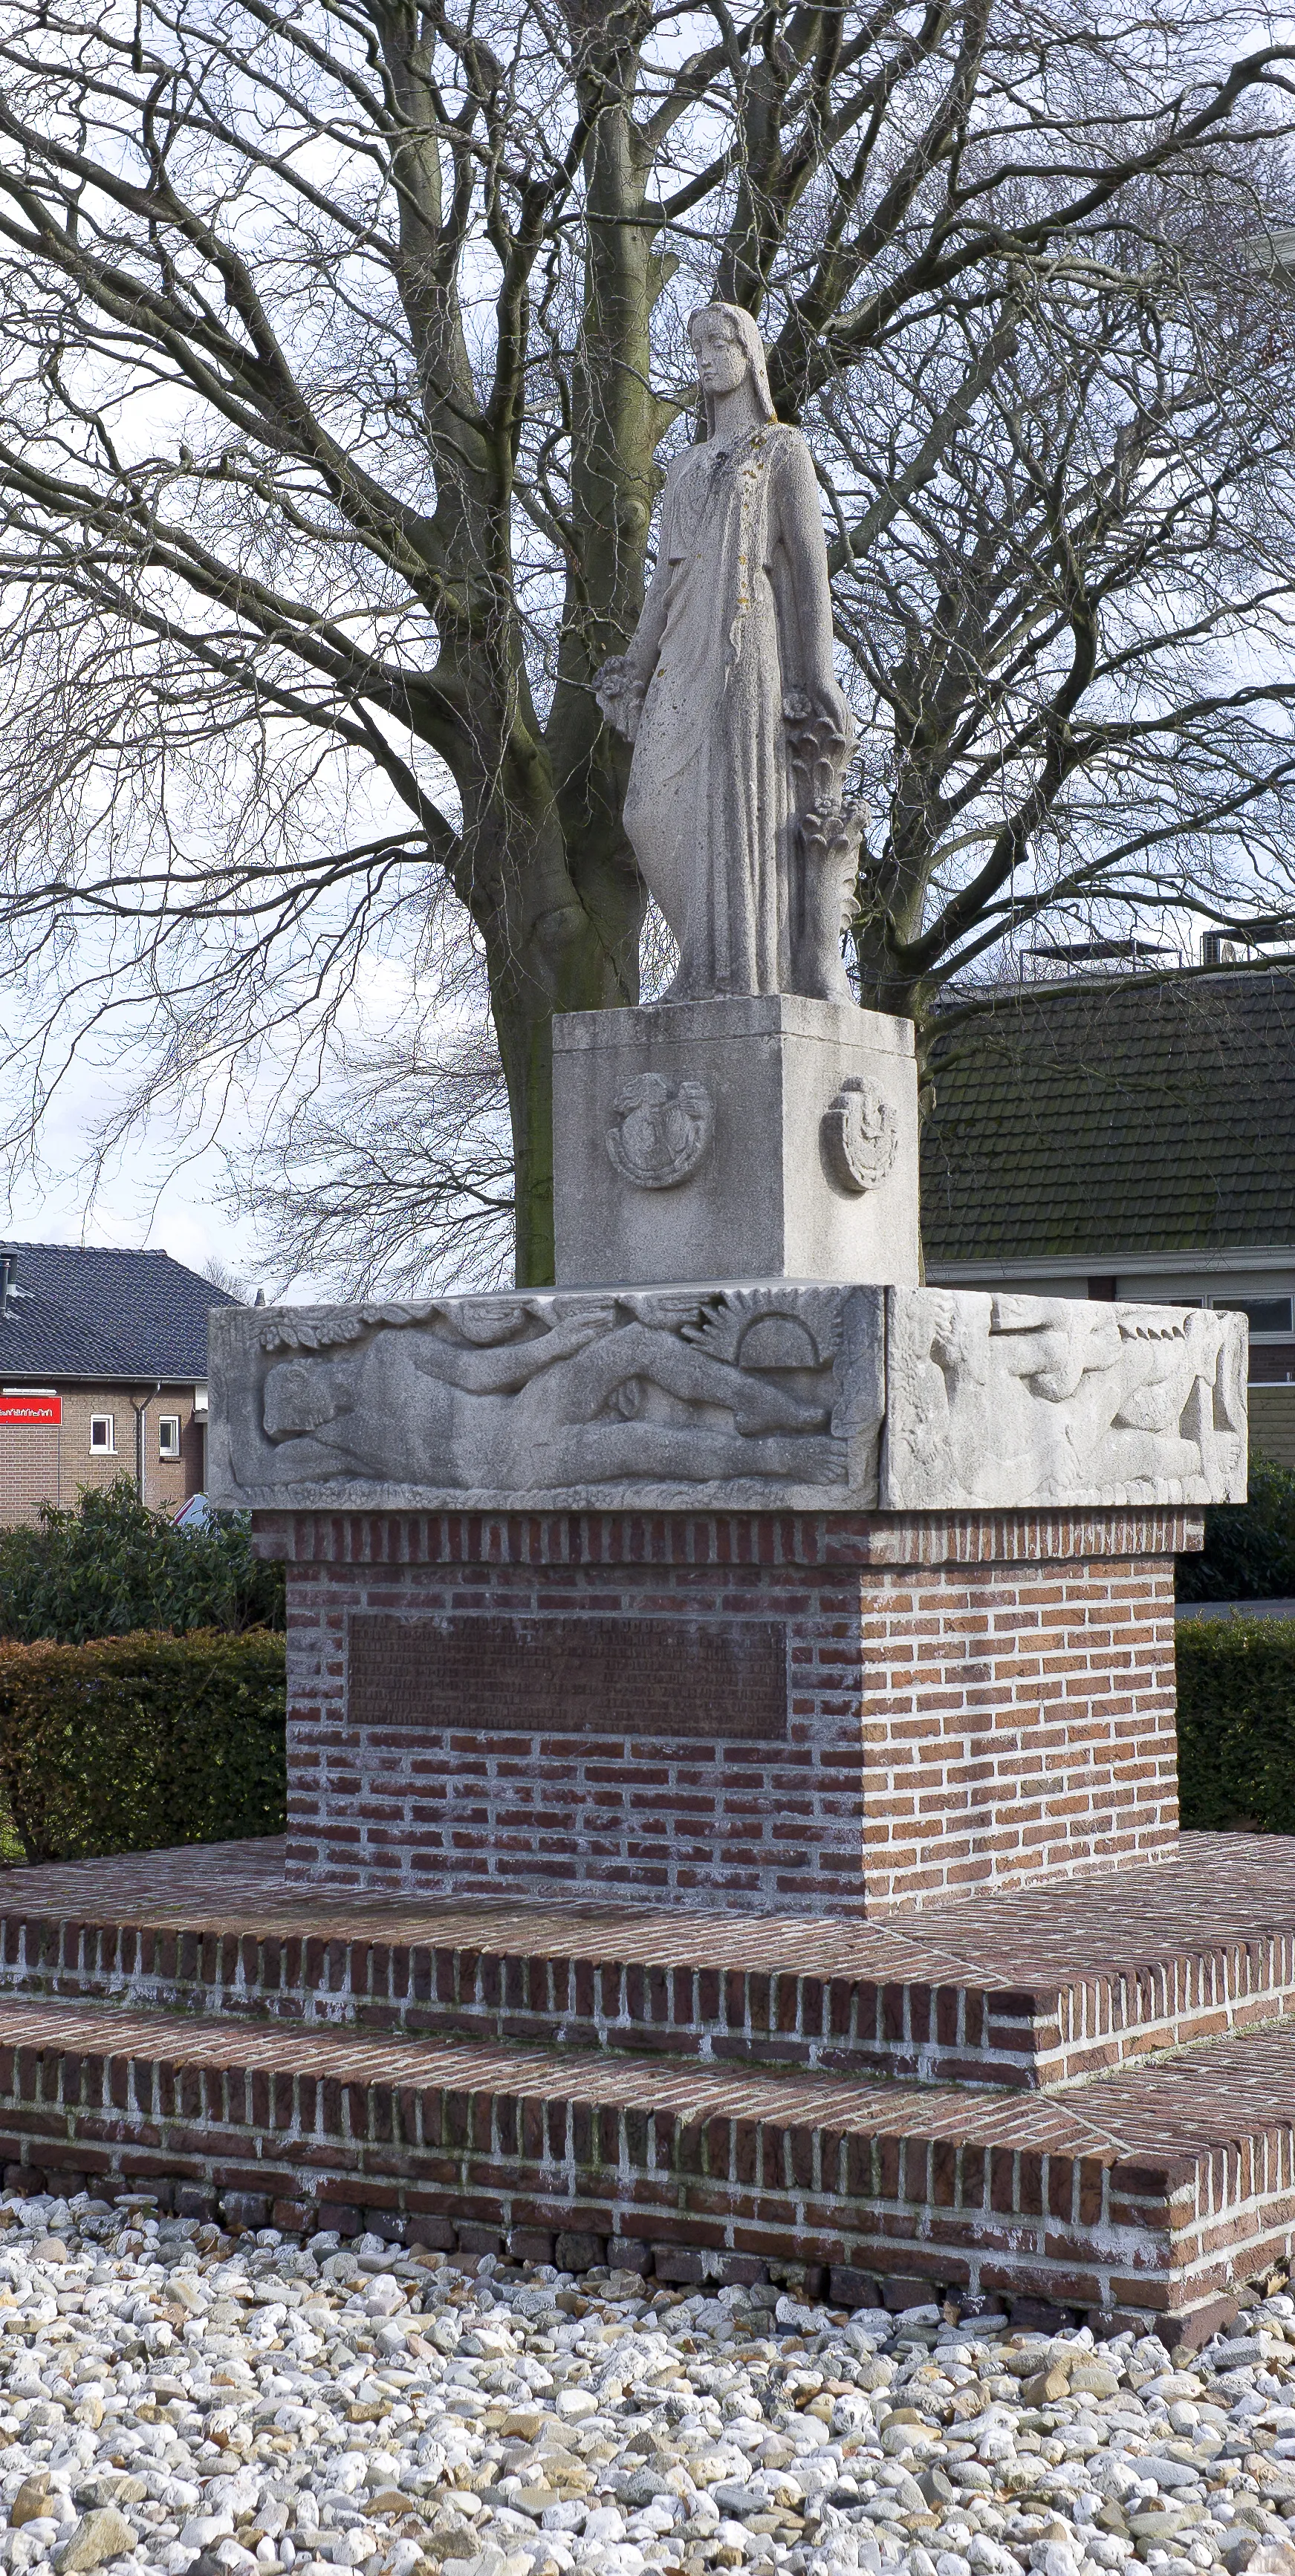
[0,1243,241,1526]
[921,961,1295,1461]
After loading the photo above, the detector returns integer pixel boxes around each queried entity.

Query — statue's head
[689,302,777,438]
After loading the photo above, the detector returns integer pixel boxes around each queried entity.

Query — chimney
[0,1254,14,1319]
[1201,931,1240,967]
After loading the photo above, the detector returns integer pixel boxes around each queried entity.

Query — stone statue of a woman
[597,302,862,1006]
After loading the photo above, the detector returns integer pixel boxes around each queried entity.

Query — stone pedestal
[552,995,920,1287]
[198,995,1260,2320]
[265,1503,1186,1919]
[208,1261,1244,1922]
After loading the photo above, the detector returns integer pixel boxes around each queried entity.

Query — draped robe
[623,421,820,999]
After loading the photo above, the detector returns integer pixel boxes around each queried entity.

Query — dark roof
[921,966,1295,1267]
[0,1243,238,1383]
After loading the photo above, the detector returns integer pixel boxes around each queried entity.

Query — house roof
[921,965,1295,1268]
[0,1243,238,1384]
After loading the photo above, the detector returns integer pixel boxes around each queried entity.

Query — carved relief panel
[210,1282,887,1512]
[882,1289,1247,1509]
[210,1285,1246,1518]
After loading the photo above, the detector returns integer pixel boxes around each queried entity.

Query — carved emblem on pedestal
[606,1073,714,1189]
[821,1076,897,1194]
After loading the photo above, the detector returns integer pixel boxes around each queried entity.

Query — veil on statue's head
[689,302,777,438]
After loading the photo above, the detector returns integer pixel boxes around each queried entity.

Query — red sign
[0,1394,61,1425]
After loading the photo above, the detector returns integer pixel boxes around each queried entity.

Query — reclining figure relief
[223,1287,880,1499]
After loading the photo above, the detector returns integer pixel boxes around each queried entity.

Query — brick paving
[4,1834,1294,2089]
[0,1834,1293,2325]
[3,1830,1291,1979]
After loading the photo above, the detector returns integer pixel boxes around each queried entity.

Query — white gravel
[0,2194,1292,2576]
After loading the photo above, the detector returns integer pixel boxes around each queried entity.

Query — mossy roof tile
[921,966,1295,1265]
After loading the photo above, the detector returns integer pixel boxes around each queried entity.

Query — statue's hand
[784,680,854,763]
[816,677,854,750]
[595,653,648,745]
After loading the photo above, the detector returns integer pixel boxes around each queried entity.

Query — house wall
[1250,1387,1295,1469]
[0,1385,204,1529]
[927,1261,1295,1386]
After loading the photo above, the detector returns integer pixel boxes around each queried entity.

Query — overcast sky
[4,1113,265,1290]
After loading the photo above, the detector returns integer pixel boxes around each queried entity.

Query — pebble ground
[1,2194,1293,2576]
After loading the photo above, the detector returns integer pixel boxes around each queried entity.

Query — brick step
[0,1977,1292,2334]
[4,1834,1295,2090]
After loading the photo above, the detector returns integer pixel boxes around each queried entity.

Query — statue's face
[692,316,750,398]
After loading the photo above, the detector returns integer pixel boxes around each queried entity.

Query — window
[158,1415,181,1460]
[1216,1295,1295,1337]
[89,1414,115,1454]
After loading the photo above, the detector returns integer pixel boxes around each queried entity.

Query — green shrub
[1176,1615,1295,1830]
[0,1480,284,1642]
[1176,1452,1295,1601]
[0,1629,287,1862]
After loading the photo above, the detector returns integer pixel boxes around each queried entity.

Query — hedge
[0,1480,284,1645]
[0,1629,287,1863]
[1177,1615,1295,1831]
[1176,1452,1295,1601]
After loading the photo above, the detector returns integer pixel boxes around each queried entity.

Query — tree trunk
[468,782,646,1288]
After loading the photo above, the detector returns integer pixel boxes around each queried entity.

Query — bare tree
[840,218,1295,1041]
[201,1258,249,1301]
[2,0,1295,1285]
[238,897,681,1294]
[246,1023,514,1295]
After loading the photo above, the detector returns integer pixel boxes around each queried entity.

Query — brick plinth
[0,1983,1288,2331]
[259,1507,1193,1916]
[1,1835,1292,2092]
[0,1835,1292,2329]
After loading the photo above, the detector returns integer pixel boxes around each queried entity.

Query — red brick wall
[261,1507,1193,1919]
[0,1385,204,1528]
[857,1552,1178,1910]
